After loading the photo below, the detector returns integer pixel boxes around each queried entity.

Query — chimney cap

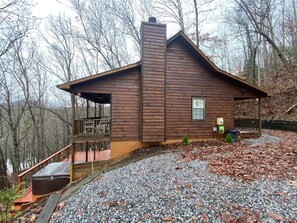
[149,17,157,23]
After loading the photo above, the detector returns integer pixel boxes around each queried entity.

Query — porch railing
[17,144,72,193]
[74,118,110,136]
[234,118,260,130]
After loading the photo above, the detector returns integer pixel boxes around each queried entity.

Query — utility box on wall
[216,117,224,125]
[218,125,225,134]
[217,117,224,134]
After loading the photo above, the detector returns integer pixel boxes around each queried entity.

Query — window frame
[191,97,206,121]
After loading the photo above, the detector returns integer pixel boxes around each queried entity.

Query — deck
[72,118,110,143]
[14,149,110,210]
[237,130,261,138]
[234,118,261,138]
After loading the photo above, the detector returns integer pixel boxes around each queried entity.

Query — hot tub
[32,162,70,195]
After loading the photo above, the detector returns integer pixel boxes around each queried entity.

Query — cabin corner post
[71,93,76,183]
[258,97,262,135]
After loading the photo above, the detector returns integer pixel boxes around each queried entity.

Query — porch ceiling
[78,92,111,104]
[234,96,260,100]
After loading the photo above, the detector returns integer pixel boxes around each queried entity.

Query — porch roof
[57,62,141,92]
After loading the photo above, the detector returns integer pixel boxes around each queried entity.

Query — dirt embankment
[235,72,297,121]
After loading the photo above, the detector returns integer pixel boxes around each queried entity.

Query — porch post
[258,98,262,135]
[71,93,76,164]
[95,103,97,117]
[87,99,89,118]
[85,142,89,162]
[70,143,76,183]
[86,99,89,162]
[71,93,76,182]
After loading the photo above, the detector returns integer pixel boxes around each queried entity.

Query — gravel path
[243,133,279,146]
[51,152,297,222]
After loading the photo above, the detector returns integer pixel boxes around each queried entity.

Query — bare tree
[44,13,78,139]
[0,0,36,185]
[0,39,34,173]
[109,0,141,53]
[0,106,9,189]
[193,0,215,47]
[155,0,188,32]
[234,0,296,85]
[24,50,51,162]
[0,0,34,58]
[71,0,132,70]
[226,4,262,84]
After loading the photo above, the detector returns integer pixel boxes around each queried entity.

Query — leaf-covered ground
[180,130,297,182]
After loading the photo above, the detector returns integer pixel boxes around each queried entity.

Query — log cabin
[14,18,271,208]
[57,17,270,177]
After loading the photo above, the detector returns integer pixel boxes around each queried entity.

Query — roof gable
[58,31,271,97]
[167,31,271,97]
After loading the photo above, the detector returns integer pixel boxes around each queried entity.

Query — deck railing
[17,144,72,192]
[74,118,110,136]
[234,118,260,130]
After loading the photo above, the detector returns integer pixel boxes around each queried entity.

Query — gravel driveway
[51,141,297,222]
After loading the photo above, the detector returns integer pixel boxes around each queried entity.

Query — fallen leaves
[219,205,262,223]
[163,216,173,221]
[268,211,284,222]
[180,130,297,182]
[201,212,209,222]
[108,199,126,207]
[287,180,297,187]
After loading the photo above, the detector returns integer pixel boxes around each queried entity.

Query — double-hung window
[192,97,205,121]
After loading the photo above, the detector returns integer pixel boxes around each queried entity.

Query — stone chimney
[140,17,166,142]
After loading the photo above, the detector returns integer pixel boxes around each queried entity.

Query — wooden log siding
[72,69,141,142]
[141,22,166,142]
[165,39,260,140]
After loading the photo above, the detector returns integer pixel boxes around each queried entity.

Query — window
[192,97,205,120]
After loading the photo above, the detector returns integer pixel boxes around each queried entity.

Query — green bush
[0,184,23,223]
[225,133,233,143]
[182,134,190,145]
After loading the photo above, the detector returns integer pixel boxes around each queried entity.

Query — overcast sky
[32,0,70,18]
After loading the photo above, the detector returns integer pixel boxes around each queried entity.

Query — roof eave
[57,61,141,92]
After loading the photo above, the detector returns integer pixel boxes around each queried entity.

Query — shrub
[0,184,23,223]
[225,133,233,143]
[182,134,189,145]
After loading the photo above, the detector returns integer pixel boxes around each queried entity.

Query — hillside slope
[235,72,297,121]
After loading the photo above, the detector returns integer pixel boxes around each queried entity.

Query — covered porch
[69,91,112,181]
[71,92,111,159]
[234,97,262,138]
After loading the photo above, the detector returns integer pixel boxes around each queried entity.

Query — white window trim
[192,97,205,121]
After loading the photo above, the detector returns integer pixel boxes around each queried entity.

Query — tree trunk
[193,0,199,47]
[12,131,21,173]
[0,146,8,189]
[236,0,296,86]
